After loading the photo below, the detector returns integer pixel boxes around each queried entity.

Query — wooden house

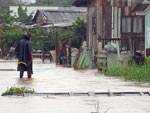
[73,0,150,66]
[32,7,87,26]
[32,7,87,65]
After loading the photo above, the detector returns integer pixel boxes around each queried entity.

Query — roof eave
[73,0,88,7]
[132,3,149,12]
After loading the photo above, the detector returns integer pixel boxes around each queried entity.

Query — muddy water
[0,59,150,113]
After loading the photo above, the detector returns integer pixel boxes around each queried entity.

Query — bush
[105,67,127,77]
[1,87,34,96]
[105,57,150,82]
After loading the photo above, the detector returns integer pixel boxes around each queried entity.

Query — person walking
[15,34,33,78]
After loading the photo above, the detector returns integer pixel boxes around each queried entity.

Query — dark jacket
[15,35,33,71]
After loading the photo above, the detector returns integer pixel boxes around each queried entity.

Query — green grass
[105,57,150,82]
[1,87,34,96]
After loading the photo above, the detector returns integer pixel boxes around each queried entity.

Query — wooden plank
[113,6,118,38]
[118,8,121,38]
[73,48,83,69]
[50,50,56,61]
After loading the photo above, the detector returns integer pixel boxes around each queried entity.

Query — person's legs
[20,71,24,78]
[27,70,31,78]
[27,62,33,78]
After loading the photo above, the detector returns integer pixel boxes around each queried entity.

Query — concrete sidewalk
[0,58,150,113]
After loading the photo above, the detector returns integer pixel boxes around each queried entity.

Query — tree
[72,17,87,44]
[0,10,15,25]
[17,5,33,23]
[0,9,25,57]
[29,27,55,51]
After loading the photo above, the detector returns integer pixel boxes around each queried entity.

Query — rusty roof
[133,3,149,12]
[33,7,87,27]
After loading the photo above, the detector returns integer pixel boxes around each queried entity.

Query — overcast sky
[30,0,36,3]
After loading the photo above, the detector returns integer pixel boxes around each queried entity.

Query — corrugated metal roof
[33,7,87,27]
[42,9,86,24]
[132,3,149,11]
[41,22,72,28]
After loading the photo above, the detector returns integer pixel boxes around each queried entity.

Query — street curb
[0,69,16,71]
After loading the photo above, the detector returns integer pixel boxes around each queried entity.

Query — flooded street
[0,59,150,113]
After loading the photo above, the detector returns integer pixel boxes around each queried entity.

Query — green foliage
[105,67,127,77]
[0,9,26,56]
[32,26,83,51]
[71,36,81,49]
[30,27,55,51]
[0,10,84,56]
[56,28,81,49]
[105,57,150,82]
[1,87,34,96]
[2,27,24,49]
[17,5,33,23]
[18,5,27,22]
[72,17,87,42]
[0,9,15,25]
[56,28,74,41]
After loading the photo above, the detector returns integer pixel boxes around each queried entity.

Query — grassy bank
[105,57,150,82]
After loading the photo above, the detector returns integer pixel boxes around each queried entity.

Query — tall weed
[105,57,150,82]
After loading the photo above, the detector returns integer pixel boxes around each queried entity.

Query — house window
[121,17,131,33]
[127,17,132,32]
[133,17,143,33]
[133,17,137,33]
[121,16,144,33]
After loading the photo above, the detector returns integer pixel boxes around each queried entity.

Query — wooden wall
[86,0,145,53]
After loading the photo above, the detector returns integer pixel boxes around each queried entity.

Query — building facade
[145,6,150,56]
[73,0,150,59]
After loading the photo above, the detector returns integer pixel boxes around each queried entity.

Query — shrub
[1,87,34,96]
[105,57,150,82]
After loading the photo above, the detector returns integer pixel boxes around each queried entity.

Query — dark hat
[23,34,31,40]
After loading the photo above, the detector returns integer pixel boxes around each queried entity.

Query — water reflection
[17,78,34,85]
